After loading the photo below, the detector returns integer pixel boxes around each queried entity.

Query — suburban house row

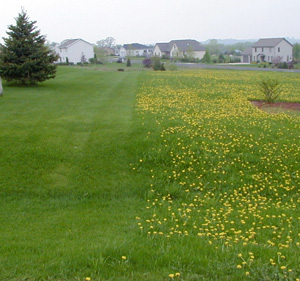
[52,38,293,64]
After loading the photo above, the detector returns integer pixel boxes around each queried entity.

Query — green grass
[1,67,300,280]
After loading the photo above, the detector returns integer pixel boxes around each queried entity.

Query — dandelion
[122,256,127,260]
[85,278,91,281]
[169,273,175,278]
[236,264,242,269]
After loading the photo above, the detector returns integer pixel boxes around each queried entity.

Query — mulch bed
[250,100,300,111]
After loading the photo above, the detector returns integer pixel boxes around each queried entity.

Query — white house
[57,39,94,64]
[242,38,293,63]
[153,43,171,57]
[119,43,153,58]
[153,40,206,60]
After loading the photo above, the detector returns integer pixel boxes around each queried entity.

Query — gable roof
[58,39,93,49]
[155,43,172,52]
[123,43,152,50]
[252,38,293,48]
[170,39,205,52]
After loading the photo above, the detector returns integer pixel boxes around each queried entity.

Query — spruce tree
[0,9,59,85]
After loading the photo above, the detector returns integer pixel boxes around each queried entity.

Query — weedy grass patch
[134,69,300,280]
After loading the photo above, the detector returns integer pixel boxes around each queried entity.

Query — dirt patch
[250,100,300,111]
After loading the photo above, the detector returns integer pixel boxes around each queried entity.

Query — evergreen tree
[126,58,131,67]
[0,9,59,85]
[202,50,211,64]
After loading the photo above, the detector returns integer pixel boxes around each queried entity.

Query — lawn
[0,67,300,280]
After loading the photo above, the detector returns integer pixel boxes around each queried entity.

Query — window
[262,47,264,52]
[278,47,280,52]
[255,48,257,52]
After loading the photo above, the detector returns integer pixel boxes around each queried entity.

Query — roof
[123,43,152,50]
[58,39,93,49]
[170,39,205,52]
[252,38,293,48]
[155,43,172,52]
[241,47,252,55]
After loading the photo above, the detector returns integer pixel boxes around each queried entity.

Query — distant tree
[218,53,225,63]
[126,58,131,67]
[80,53,87,65]
[293,43,300,60]
[66,57,69,65]
[96,37,116,48]
[202,50,211,63]
[0,9,59,85]
[206,39,221,55]
[186,46,195,61]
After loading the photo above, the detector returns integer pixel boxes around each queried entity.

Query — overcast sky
[1,0,300,45]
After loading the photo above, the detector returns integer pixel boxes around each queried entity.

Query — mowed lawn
[1,66,300,281]
[0,67,158,280]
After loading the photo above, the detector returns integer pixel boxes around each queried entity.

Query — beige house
[242,38,293,63]
[153,40,206,60]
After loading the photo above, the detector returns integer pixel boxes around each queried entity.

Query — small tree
[202,50,211,64]
[126,58,131,67]
[218,53,225,63]
[66,57,69,65]
[152,57,161,71]
[0,9,59,85]
[258,78,281,103]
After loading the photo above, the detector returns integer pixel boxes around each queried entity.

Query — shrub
[126,58,131,67]
[152,57,161,71]
[160,63,166,71]
[143,58,152,68]
[277,62,288,69]
[257,78,281,103]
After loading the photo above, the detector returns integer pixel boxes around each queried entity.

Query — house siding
[59,40,94,64]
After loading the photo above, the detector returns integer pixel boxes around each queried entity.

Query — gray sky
[1,0,300,45]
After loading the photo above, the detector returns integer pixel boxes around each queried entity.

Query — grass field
[0,67,300,280]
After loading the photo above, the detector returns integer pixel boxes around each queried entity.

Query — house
[248,38,293,63]
[119,43,153,58]
[241,48,253,63]
[153,43,171,57]
[153,40,206,60]
[57,39,94,64]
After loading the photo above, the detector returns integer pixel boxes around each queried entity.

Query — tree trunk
[0,77,3,97]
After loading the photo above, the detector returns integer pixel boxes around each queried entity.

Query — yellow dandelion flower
[169,273,175,278]
[236,264,242,269]
[122,256,127,260]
